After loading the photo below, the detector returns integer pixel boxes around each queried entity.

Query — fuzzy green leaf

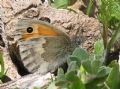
[97,66,111,78]
[91,59,103,74]
[55,68,67,86]
[82,60,92,74]
[66,71,86,89]
[67,61,79,72]
[94,40,104,57]
[71,47,89,61]
[105,63,120,89]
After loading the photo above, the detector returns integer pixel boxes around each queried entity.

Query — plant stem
[86,0,94,16]
[0,52,4,78]
[104,25,120,65]
[102,23,108,50]
[107,27,120,53]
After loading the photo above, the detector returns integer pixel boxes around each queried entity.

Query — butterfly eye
[27,27,33,33]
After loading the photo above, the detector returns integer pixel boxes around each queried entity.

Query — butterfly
[8,19,76,76]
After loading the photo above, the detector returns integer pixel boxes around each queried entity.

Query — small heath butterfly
[9,19,76,75]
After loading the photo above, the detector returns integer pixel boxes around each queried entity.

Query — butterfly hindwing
[10,19,75,75]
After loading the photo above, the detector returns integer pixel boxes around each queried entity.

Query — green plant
[0,52,7,82]
[48,40,120,89]
[33,87,40,89]
[98,0,120,64]
[49,0,95,16]
[86,0,94,16]
[48,0,77,9]
[46,0,120,88]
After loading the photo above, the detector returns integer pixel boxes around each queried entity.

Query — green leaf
[66,71,86,89]
[97,66,111,78]
[80,65,85,75]
[82,60,92,74]
[108,0,120,20]
[50,0,77,9]
[91,59,102,74]
[68,0,77,6]
[94,40,104,57]
[80,65,89,84]
[85,76,106,89]
[71,47,89,61]
[105,63,120,89]
[67,61,79,72]
[51,0,68,9]
[55,68,67,86]
[47,81,58,89]
[69,56,81,66]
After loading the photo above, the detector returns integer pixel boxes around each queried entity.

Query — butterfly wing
[10,19,75,75]
[8,42,30,76]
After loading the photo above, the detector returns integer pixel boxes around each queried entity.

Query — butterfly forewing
[12,19,75,75]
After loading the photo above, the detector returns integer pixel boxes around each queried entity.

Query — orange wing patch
[38,24,59,36]
[21,24,60,41]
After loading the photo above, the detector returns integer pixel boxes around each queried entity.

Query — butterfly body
[9,19,75,75]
